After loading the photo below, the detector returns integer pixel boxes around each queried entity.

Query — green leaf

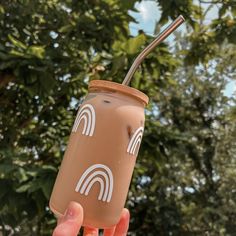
[0,163,16,175]
[27,45,45,59]
[16,167,29,183]
[41,176,54,199]
[8,34,27,49]
[110,55,126,74]
[9,49,28,58]
[41,165,57,172]
[58,24,74,33]
[124,34,146,55]
[16,183,31,193]
[0,4,5,14]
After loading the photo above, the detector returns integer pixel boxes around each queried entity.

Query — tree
[0,0,236,235]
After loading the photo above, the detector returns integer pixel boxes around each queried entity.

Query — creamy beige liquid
[50,88,146,228]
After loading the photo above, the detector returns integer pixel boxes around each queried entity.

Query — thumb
[52,201,83,236]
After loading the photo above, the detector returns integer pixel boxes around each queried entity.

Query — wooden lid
[89,80,149,106]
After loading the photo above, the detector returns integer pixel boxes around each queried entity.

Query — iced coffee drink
[49,80,148,228]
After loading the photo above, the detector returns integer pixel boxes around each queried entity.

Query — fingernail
[65,208,74,220]
[64,202,77,220]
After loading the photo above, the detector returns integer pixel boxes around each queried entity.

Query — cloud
[136,1,160,23]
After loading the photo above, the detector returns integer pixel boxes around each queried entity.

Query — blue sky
[128,1,236,97]
[129,1,161,36]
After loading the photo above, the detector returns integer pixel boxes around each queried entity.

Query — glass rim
[88,80,149,106]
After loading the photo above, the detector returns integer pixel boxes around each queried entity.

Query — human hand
[52,201,130,236]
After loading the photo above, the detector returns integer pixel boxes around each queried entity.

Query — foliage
[0,0,236,235]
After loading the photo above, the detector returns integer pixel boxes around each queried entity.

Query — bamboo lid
[89,80,149,106]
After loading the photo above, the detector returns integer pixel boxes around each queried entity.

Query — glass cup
[49,80,149,228]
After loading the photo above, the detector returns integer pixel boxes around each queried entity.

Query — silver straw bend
[122,15,185,86]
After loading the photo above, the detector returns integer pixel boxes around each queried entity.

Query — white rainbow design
[72,104,95,136]
[127,127,144,156]
[75,164,113,203]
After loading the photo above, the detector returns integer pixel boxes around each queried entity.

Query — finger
[57,215,63,226]
[52,201,83,236]
[113,208,130,236]
[83,226,98,236]
[103,227,116,236]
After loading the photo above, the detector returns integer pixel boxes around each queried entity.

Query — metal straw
[122,15,185,86]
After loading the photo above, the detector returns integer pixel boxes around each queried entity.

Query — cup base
[49,201,117,229]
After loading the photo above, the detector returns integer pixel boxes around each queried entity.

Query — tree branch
[199,0,222,3]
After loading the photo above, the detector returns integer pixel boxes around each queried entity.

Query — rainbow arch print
[72,104,96,136]
[75,164,113,203]
[127,127,144,156]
